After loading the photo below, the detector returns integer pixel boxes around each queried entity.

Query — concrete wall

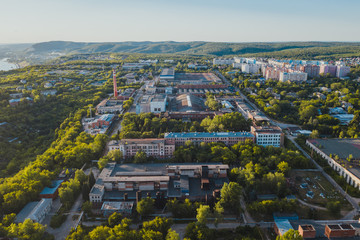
[306,140,360,190]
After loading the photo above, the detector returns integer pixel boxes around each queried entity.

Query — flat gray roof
[308,138,360,160]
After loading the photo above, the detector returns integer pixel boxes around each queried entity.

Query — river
[0,58,18,71]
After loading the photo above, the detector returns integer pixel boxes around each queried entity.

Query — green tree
[74,169,87,185]
[276,229,303,240]
[137,197,155,217]
[218,182,242,212]
[166,228,180,240]
[108,212,122,227]
[107,149,123,161]
[82,201,92,215]
[143,217,173,239]
[88,225,111,240]
[277,161,291,176]
[98,156,109,170]
[8,219,49,240]
[134,150,147,163]
[196,205,211,225]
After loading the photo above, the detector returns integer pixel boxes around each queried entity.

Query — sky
[0,0,360,43]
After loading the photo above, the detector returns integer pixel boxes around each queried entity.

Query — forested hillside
[24,41,360,58]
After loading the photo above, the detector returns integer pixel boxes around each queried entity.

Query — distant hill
[22,41,360,57]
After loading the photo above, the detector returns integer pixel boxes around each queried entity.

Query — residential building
[164,132,255,146]
[15,198,52,223]
[320,65,337,77]
[41,90,57,96]
[336,65,351,78]
[213,58,235,65]
[188,63,208,69]
[279,71,307,82]
[9,97,33,106]
[89,163,229,206]
[251,125,284,147]
[118,138,175,159]
[299,64,320,78]
[241,63,261,74]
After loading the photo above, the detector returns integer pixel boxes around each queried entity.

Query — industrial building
[250,125,284,147]
[122,63,150,70]
[306,138,360,190]
[173,73,221,85]
[160,68,175,80]
[118,138,175,159]
[96,99,123,114]
[136,94,167,114]
[274,219,359,239]
[170,94,206,112]
[101,201,134,217]
[89,163,229,206]
[15,198,52,223]
[39,180,64,199]
[83,114,115,135]
[164,132,255,146]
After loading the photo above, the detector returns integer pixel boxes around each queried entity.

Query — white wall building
[213,58,235,65]
[336,65,351,78]
[279,71,307,82]
[250,126,284,147]
[150,95,167,113]
[241,63,261,74]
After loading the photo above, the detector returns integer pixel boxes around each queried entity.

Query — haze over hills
[24,41,360,56]
[2,41,360,66]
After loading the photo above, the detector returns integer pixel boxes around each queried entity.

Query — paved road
[46,195,83,240]
[216,70,360,216]
[297,199,327,211]
[288,136,360,213]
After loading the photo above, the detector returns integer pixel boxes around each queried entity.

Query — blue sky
[0,0,359,43]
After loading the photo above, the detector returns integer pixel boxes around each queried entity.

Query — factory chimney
[113,69,118,98]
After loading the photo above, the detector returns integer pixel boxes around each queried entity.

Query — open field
[291,170,352,211]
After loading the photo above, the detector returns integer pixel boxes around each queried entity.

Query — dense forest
[7,40,360,58]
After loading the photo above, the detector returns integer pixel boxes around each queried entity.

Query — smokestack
[113,69,118,98]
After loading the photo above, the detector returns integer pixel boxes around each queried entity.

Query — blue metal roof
[275,220,293,236]
[40,180,63,195]
[164,132,254,138]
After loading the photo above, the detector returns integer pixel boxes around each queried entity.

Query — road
[288,136,360,213]
[46,195,83,240]
[215,70,360,216]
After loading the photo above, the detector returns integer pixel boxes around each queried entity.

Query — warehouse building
[89,163,229,207]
